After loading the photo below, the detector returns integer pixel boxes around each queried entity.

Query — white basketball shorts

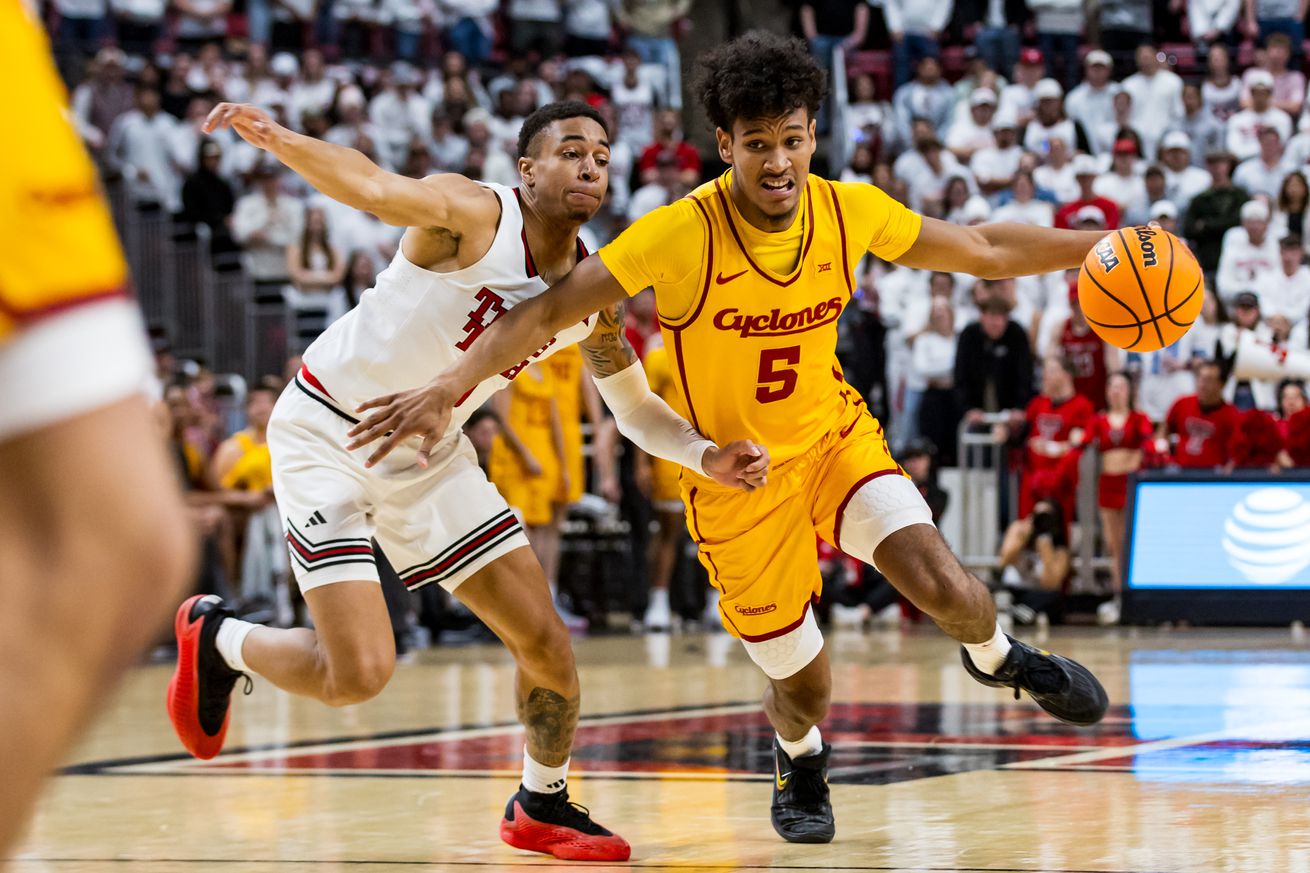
[268,372,530,593]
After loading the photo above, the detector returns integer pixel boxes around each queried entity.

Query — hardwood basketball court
[11,627,1310,872]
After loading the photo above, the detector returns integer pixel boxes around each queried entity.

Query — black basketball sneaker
[167,594,251,759]
[961,635,1108,725]
[770,740,835,843]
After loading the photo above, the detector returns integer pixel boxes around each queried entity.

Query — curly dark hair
[693,31,828,133]
[517,100,610,158]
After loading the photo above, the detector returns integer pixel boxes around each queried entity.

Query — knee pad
[740,608,825,680]
[838,474,935,569]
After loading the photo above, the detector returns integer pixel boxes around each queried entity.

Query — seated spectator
[232,165,305,293]
[841,142,877,185]
[1229,406,1284,469]
[1227,70,1292,161]
[999,46,1047,126]
[1121,43,1183,158]
[1066,50,1120,156]
[370,63,432,172]
[289,50,336,129]
[1033,135,1078,203]
[1085,372,1157,624]
[1055,155,1121,228]
[847,73,896,159]
[71,48,134,156]
[1013,356,1094,521]
[1204,41,1244,123]
[893,56,955,145]
[286,206,350,337]
[1255,234,1310,329]
[611,48,660,152]
[1149,198,1180,234]
[172,0,231,51]
[946,88,998,162]
[998,497,1071,625]
[955,293,1034,428]
[1186,150,1249,275]
[1217,199,1279,304]
[628,152,689,223]
[1024,78,1087,154]
[638,109,700,187]
[1159,130,1213,217]
[1163,360,1241,468]
[1233,126,1292,199]
[1175,83,1227,167]
[897,136,975,212]
[1221,291,1279,409]
[1272,170,1310,238]
[1241,32,1305,116]
[617,0,690,109]
[441,0,497,67]
[342,248,380,309]
[1275,380,1310,468]
[1188,0,1242,52]
[994,170,1053,226]
[970,111,1023,198]
[507,0,564,59]
[1093,138,1148,224]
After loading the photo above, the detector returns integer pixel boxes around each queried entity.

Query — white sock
[648,588,669,609]
[214,616,257,673]
[522,749,569,794]
[776,725,823,760]
[963,623,1013,675]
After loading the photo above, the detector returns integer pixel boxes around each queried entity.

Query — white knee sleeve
[837,474,935,569]
[740,608,825,680]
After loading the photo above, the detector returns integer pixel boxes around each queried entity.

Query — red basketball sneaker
[499,785,631,861]
[166,595,250,759]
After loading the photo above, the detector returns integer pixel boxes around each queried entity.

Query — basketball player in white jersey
[168,100,769,862]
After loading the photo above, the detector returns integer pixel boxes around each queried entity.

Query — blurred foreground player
[0,6,194,862]
[348,32,1111,845]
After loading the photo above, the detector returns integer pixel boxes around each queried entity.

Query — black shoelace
[530,792,605,834]
[785,768,829,808]
[1012,649,1068,696]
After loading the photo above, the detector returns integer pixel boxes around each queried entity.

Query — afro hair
[693,31,829,133]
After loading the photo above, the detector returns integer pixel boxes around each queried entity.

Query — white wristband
[592,360,715,477]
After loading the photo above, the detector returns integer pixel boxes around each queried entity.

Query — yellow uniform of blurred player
[543,344,585,506]
[488,362,564,529]
[0,4,192,858]
[642,343,683,511]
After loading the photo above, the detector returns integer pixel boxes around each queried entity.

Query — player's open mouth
[761,178,794,197]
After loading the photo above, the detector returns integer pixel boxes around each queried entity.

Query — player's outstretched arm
[579,301,771,491]
[896,216,1107,279]
[346,255,629,467]
[203,103,495,229]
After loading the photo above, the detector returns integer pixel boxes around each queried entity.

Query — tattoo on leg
[517,686,580,767]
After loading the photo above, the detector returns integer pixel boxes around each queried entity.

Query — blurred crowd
[45,0,1310,631]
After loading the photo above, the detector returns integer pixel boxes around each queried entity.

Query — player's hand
[346,382,455,469]
[703,441,771,491]
[203,102,285,150]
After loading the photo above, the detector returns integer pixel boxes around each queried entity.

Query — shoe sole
[499,801,631,862]
[773,825,836,844]
[166,594,228,760]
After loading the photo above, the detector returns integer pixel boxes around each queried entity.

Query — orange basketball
[1077,227,1204,352]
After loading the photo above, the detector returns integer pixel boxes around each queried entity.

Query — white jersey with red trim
[298,183,594,436]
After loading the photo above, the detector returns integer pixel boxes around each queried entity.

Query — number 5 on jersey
[757,346,800,403]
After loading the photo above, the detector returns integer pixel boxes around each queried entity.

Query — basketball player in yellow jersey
[349,31,1111,844]
[0,5,193,860]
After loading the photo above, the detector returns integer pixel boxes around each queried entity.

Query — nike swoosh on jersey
[715,269,748,285]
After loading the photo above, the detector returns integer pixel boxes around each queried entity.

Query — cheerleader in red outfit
[1087,373,1159,620]
[1276,381,1310,469]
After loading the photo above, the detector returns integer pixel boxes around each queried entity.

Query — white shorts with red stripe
[268,370,530,594]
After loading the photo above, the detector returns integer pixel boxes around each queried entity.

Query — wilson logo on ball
[1135,227,1159,267]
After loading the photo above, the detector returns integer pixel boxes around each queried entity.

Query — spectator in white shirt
[111,0,166,55]
[627,152,688,223]
[326,86,383,163]
[564,0,613,56]
[289,49,336,130]
[971,111,1023,198]
[1065,50,1121,156]
[1159,130,1214,215]
[883,0,955,87]
[369,63,432,172]
[1024,78,1083,154]
[999,46,1047,127]
[1234,125,1293,198]
[441,0,497,66]
[896,137,975,211]
[1256,234,1310,326]
[107,86,180,213]
[1241,31,1305,116]
[1227,70,1293,160]
[994,170,1055,226]
[1271,169,1310,240]
[1034,135,1079,203]
[71,47,135,154]
[1189,0,1242,44]
[232,166,305,287]
[1094,139,1149,220]
[893,56,956,145]
[610,48,660,151]
[946,88,998,161]
[1175,82,1227,166]
[1121,43,1184,160]
[173,0,231,48]
[912,298,960,463]
[1149,199,1180,235]
[250,52,297,116]
[1217,198,1281,304]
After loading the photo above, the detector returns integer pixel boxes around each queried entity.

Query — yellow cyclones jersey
[489,363,559,475]
[599,170,921,466]
[644,342,676,404]
[0,2,129,340]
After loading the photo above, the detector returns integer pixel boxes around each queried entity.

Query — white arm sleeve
[592,360,715,477]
